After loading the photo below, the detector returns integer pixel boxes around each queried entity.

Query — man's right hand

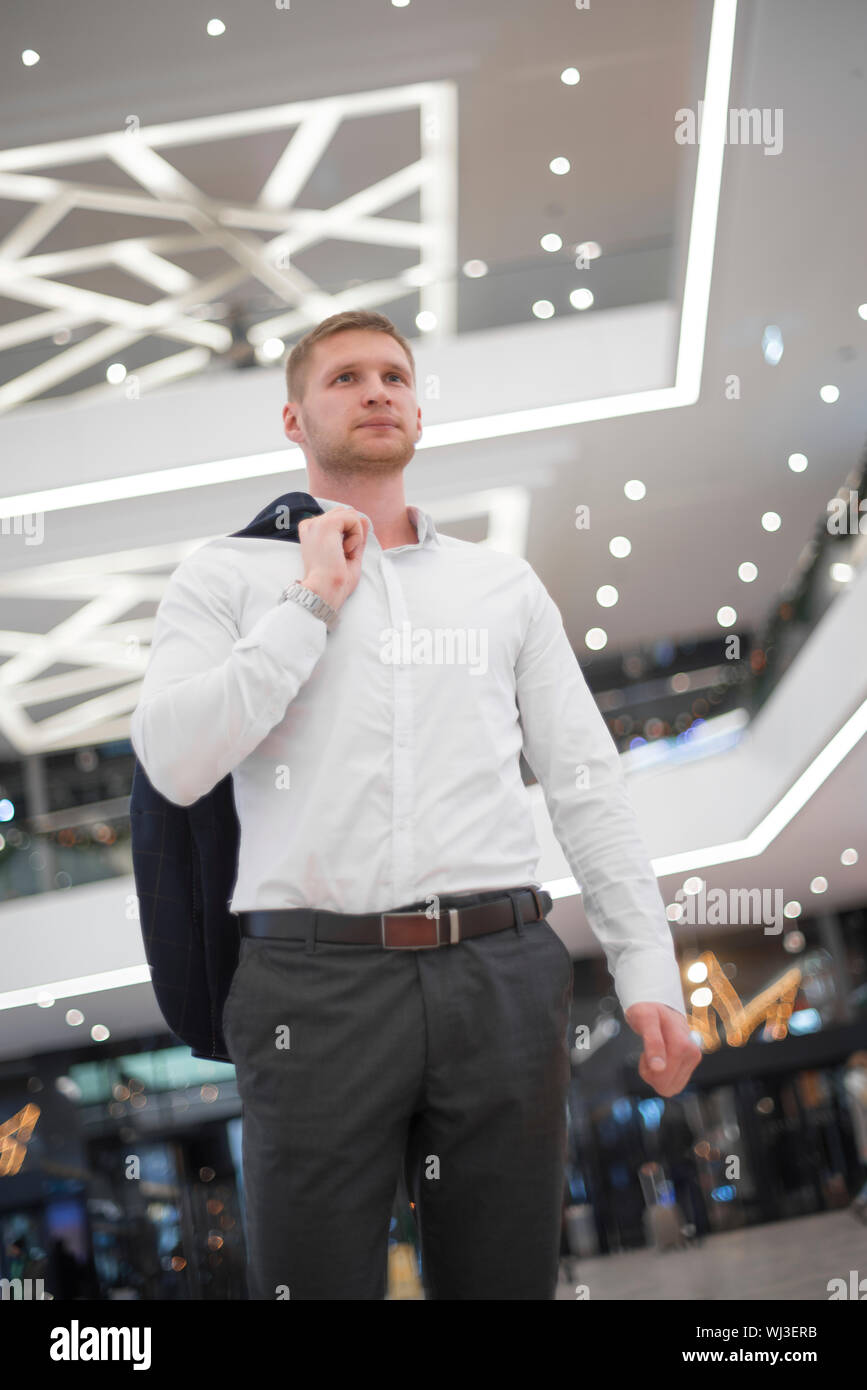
[298,507,371,611]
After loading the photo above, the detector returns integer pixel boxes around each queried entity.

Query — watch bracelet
[280,579,338,630]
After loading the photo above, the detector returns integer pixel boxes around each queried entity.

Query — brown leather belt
[239,885,552,949]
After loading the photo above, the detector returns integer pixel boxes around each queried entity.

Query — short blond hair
[285,310,416,403]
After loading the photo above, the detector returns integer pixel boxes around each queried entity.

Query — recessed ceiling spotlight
[532,300,555,319]
[21,49,40,66]
[738,562,757,582]
[624,479,646,500]
[761,511,781,532]
[575,241,601,260]
[819,384,840,403]
[585,628,608,650]
[783,930,805,953]
[206,18,226,36]
[787,452,808,472]
[415,310,437,332]
[596,585,619,607]
[569,288,594,310]
[761,324,784,365]
[540,233,563,252]
[549,157,571,175]
[462,259,488,278]
[716,606,737,627]
[830,562,854,583]
[561,67,580,85]
[258,337,285,362]
[609,536,631,558]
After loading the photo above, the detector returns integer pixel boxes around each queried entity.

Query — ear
[283,400,305,445]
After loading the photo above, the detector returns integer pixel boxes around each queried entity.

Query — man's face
[282,329,422,479]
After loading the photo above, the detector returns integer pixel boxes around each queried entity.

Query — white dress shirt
[130,494,686,1018]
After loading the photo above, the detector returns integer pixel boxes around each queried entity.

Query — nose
[363,378,392,404]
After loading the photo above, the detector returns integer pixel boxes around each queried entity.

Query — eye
[333,370,406,384]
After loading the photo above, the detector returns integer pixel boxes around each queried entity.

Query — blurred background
[0,0,865,1300]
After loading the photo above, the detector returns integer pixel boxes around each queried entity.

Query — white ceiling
[0,0,698,401]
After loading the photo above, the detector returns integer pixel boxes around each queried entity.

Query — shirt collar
[312,495,440,549]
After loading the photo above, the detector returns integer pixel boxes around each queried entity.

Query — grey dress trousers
[222,887,574,1300]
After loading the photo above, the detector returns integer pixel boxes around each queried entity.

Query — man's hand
[624,1002,702,1097]
[299,507,370,611]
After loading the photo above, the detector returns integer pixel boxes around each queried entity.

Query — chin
[350,452,412,472]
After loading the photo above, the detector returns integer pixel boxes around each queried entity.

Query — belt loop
[305,909,317,955]
[506,888,525,938]
[529,886,546,922]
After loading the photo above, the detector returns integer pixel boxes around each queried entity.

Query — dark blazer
[129,490,324,1060]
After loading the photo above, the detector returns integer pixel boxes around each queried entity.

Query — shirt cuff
[613,949,688,1019]
[234,592,330,665]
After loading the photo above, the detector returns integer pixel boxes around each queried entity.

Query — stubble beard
[307,422,414,482]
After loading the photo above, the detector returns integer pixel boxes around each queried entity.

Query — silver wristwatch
[278,578,339,631]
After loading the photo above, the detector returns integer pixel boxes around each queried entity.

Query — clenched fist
[298,507,371,612]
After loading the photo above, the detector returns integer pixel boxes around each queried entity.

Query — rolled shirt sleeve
[131,545,328,807]
[515,567,687,1019]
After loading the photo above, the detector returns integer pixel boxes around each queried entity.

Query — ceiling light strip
[0,965,153,1012]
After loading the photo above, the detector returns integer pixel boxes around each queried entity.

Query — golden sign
[686,951,802,1051]
[0,1103,41,1176]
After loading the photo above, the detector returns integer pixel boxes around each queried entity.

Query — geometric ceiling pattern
[0,80,457,412]
[0,540,195,754]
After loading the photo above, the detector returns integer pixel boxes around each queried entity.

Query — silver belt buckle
[380,907,461,948]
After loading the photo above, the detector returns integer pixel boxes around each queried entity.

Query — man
[132,308,700,1300]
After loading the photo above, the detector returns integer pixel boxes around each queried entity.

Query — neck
[306,472,417,549]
